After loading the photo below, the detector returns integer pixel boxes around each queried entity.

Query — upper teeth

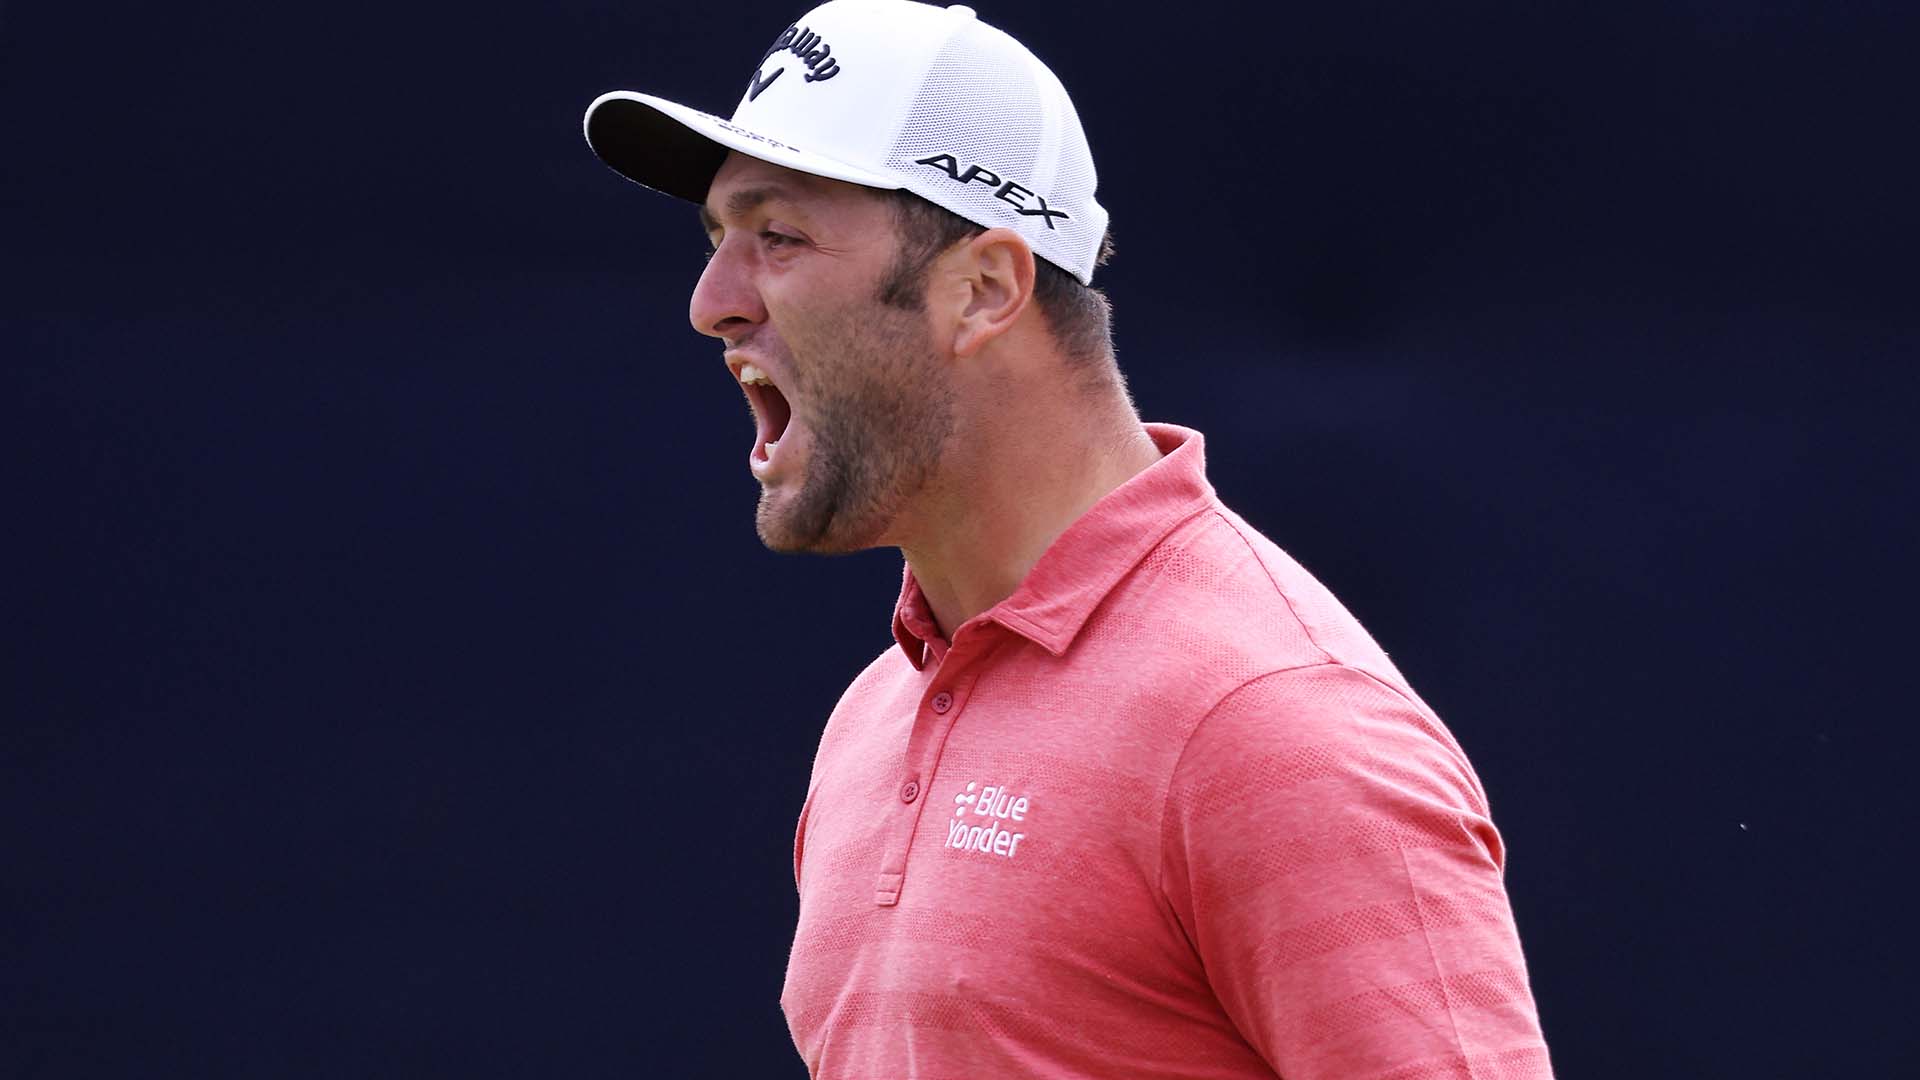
[739,363,772,386]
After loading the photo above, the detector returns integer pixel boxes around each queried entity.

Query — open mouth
[739,362,793,466]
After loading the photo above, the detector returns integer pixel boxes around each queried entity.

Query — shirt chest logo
[945,780,1032,859]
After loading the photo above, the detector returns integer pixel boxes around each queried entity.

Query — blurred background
[3,0,1915,1075]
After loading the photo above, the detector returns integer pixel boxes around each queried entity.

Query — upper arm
[1159,664,1553,1080]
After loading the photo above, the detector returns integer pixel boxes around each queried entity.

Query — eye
[762,229,802,250]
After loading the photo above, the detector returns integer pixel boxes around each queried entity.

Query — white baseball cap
[583,0,1109,284]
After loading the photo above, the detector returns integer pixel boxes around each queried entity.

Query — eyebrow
[697,186,792,238]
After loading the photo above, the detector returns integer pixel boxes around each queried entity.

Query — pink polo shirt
[781,424,1553,1079]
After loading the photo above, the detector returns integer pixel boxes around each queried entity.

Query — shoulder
[1203,500,1410,676]
[1174,662,1490,829]
[1085,497,1415,716]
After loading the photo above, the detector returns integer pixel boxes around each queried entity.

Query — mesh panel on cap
[882,27,1103,283]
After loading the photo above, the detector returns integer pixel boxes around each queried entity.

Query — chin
[755,493,886,556]
[755,521,870,557]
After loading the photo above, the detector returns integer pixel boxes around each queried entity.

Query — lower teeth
[765,440,780,456]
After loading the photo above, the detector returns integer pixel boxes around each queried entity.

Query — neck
[898,373,1162,640]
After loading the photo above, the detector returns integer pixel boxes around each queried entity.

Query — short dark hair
[875,189,1117,369]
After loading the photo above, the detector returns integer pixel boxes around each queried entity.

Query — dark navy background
[3,1,1915,1075]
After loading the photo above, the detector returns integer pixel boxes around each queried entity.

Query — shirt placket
[871,644,983,907]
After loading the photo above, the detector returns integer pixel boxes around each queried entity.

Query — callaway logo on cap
[582,0,1109,284]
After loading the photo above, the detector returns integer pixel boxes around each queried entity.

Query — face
[691,152,957,554]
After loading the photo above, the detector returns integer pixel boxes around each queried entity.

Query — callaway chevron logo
[747,22,843,101]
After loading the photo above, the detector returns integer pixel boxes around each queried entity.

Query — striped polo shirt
[781,423,1553,1079]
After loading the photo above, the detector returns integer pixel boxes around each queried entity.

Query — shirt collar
[890,423,1217,669]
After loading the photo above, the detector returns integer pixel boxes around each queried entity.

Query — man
[584,1,1554,1076]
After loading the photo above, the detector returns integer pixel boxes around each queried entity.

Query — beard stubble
[755,287,957,555]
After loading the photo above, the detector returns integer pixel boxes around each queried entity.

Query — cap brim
[583,91,902,204]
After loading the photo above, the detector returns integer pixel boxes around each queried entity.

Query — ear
[946,228,1036,359]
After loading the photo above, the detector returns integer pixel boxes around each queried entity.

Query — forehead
[698,152,892,230]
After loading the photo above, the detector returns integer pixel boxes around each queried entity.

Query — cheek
[769,298,873,386]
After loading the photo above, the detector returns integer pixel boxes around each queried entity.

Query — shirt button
[931,691,953,714]
[900,779,920,803]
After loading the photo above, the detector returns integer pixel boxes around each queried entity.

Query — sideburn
[876,237,942,311]
[876,193,984,311]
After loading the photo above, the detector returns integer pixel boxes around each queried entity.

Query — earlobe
[952,229,1036,359]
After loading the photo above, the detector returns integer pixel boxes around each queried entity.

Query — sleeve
[792,782,815,893]
[1158,663,1554,1080]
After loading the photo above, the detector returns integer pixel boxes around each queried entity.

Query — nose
[688,236,766,341]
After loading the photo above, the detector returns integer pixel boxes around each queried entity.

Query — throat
[763,384,792,444]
